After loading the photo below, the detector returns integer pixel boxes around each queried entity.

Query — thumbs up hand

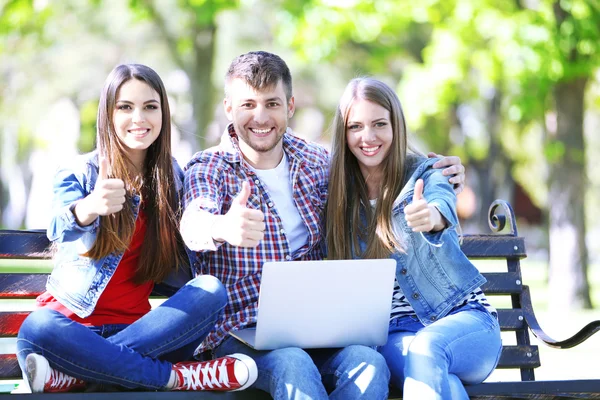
[73,157,126,226]
[404,179,445,232]
[212,181,265,247]
[90,157,127,216]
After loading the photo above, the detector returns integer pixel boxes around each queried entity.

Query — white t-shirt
[251,153,309,253]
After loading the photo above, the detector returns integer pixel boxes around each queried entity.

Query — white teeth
[251,128,271,134]
[362,146,379,153]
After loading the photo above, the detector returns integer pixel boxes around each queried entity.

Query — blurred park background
[1,0,600,382]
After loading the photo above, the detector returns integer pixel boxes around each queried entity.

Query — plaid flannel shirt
[182,125,330,352]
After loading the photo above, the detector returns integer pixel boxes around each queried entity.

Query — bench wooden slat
[480,272,523,294]
[0,230,50,260]
[460,234,527,259]
[466,379,600,398]
[0,312,29,337]
[0,390,272,399]
[0,231,527,260]
[390,380,600,399]
[496,345,540,369]
[0,354,21,380]
[0,274,173,300]
[497,308,525,330]
[0,274,47,299]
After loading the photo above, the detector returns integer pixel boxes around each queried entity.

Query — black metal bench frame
[1,200,600,399]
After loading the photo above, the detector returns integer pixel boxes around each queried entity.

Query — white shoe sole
[25,353,49,393]
[229,353,258,391]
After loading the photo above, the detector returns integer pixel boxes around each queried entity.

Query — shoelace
[48,368,81,390]
[180,358,233,390]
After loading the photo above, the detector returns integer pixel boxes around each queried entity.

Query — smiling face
[345,98,394,181]
[224,78,295,169]
[113,78,162,166]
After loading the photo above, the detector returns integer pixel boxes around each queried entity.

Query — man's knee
[342,345,387,366]
[262,347,318,376]
[339,345,390,380]
[182,275,227,316]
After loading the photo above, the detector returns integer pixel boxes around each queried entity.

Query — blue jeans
[213,336,390,399]
[16,275,227,390]
[378,303,502,400]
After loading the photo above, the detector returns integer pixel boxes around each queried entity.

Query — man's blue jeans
[16,275,227,390]
[214,336,390,399]
[378,302,502,400]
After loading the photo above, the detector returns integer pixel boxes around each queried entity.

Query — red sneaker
[172,353,257,391]
[25,353,86,393]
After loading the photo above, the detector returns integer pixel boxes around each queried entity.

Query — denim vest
[358,155,486,325]
[46,151,191,318]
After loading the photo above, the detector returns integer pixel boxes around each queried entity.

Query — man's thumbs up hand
[231,181,251,208]
[212,182,265,247]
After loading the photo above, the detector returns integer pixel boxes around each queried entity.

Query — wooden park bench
[0,200,599,399]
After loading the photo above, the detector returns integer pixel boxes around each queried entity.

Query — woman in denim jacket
[326,78,502,400]
[16,64,256,393]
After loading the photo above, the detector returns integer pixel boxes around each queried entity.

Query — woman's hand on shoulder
[73,157,126,226]
[428,152,465,195]
[405,179,446,232]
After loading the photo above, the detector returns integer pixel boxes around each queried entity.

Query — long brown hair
[326,77,414,260]
[85,63,188,283]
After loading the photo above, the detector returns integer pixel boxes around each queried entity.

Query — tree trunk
[547,77,591,310]
[467,89,515,232]
[189,23,216,151]
[139,0,218,152]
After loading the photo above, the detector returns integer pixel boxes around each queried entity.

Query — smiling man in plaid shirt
[180,51,465,400]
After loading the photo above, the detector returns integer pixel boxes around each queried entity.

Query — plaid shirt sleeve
[180,155,227,252]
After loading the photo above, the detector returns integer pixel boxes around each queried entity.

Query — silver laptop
[229,258,396,350]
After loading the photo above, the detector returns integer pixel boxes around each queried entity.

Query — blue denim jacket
[46,151,192,318]
[358,155,486,325]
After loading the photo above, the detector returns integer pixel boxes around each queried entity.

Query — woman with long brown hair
[16,64,256,393]
[326,77,502,400]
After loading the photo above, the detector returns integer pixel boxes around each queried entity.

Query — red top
[37,209,154,326]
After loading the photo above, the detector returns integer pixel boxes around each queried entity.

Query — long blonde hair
[326,77,413,260]
[84,64,188,283]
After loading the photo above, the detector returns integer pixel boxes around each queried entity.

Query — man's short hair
[225,51,293,101]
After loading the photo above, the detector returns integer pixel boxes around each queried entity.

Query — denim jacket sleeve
[47,159,99,243]
[418,165,458,246]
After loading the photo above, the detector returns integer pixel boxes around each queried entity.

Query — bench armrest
[522,285,600,349]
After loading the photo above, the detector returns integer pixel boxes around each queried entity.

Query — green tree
[127,0,239,150]
[274,0,600,309]
[0,0,54,227]
[545,0,600,310]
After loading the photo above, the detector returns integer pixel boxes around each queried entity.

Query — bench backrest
[0,200,535,381]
